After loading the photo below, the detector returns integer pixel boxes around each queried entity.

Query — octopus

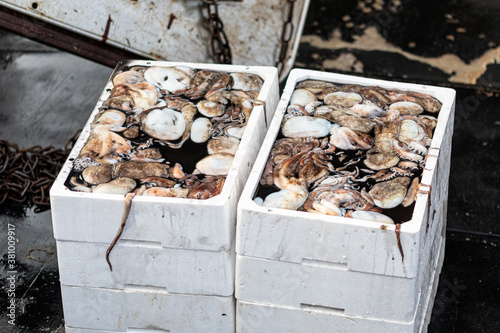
[66,65,265,271]
[256,79,442,225]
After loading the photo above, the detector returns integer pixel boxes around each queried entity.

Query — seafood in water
[387,89,442,113]
[92,109,127,131]
[296,80,338,94]
[230,73,263,92]
[350,210,394,224]
[195,153,234,176]
[160,98,198,148]
[289,88,318,106]
[389,101,424,116]
[369,176,411,209]
[197,100,225,117]
[170,163,186,180]
[69,66,261,198]
[190,117,212,143]
[183,70,230,99]
[262,153,310,209]
[104,82,159,111]
[82,164,113,185]
[207,136,240,155]
[78,127,132,164]
[142,187,189,198]
[143,66,192,95]
[402,177,420,207]
[113,161,169,179]
[324,91,362,107]
[141,108,186,141]
[282,116,332,138]
[92,177,137,195]
[296,80,340,100]
[262,187,308,210]
[256,79,442,224]
[364,122,400,170]
[210,105,247,138]
[67,65,265,273]
[128,147,164,162]
[226,125,246,139]
[140,177,177,188]
[187,176,226,199]
[260,137,328,186]
[329,124,374,151]
[112,69,145,86]
[314,107,374,133]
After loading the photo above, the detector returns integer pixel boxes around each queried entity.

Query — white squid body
[190,117,212,143]
[141,108,186,141]
[261,186,308,211]
[289,88,317,106]
[329,124,373,150]
[195,153,234,176]
[350,211,394,224]
[143,66,192,94]
[282,116,332,138]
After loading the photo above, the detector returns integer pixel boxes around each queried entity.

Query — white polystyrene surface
[236,236,445,333]
[236,228,444,322]
[0,0,310,81]
[61,285,235,333]
[50,61,279,252]
[57,240,234,296]
[237,69,455,278]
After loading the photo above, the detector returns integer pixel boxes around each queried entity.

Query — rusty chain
[276,0,296,76]
[203,0,233,64]
[0,131,80,212]
[202,0,296,77]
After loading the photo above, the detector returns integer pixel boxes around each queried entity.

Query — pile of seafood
[66,66,263,200]
[256,80,441,224]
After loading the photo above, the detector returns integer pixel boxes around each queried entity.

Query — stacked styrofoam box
[235,69,455,332]
[50,60,279,333]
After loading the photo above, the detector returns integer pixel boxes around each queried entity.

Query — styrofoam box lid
[237,69,456,278]
[0,0,310,81]
[50,60,279,252]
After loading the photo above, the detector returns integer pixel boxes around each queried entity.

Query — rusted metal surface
[0,0,309,78]
[0,5,140,67]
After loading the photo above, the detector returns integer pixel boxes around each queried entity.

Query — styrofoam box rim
[50,60,279,208]
[238,68,456,235]
[49,60,279,250]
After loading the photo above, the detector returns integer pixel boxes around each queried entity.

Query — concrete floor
[1,0,499,332]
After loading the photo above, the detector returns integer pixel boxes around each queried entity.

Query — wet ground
[1,0,499,332]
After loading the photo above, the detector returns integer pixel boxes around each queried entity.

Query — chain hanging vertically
[203,0,233,64]
[276,0,296,76]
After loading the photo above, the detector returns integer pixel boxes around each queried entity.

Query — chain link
[202,0,296,74]
[276,0,297,76]
[203,0,233,64]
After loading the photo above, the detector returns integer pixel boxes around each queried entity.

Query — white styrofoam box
[236,68,455,278]
[50,60,279,253]
[236,222,444,322]
[56,239,234,296]
[61,285,235,333]
[236,234,446,333]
